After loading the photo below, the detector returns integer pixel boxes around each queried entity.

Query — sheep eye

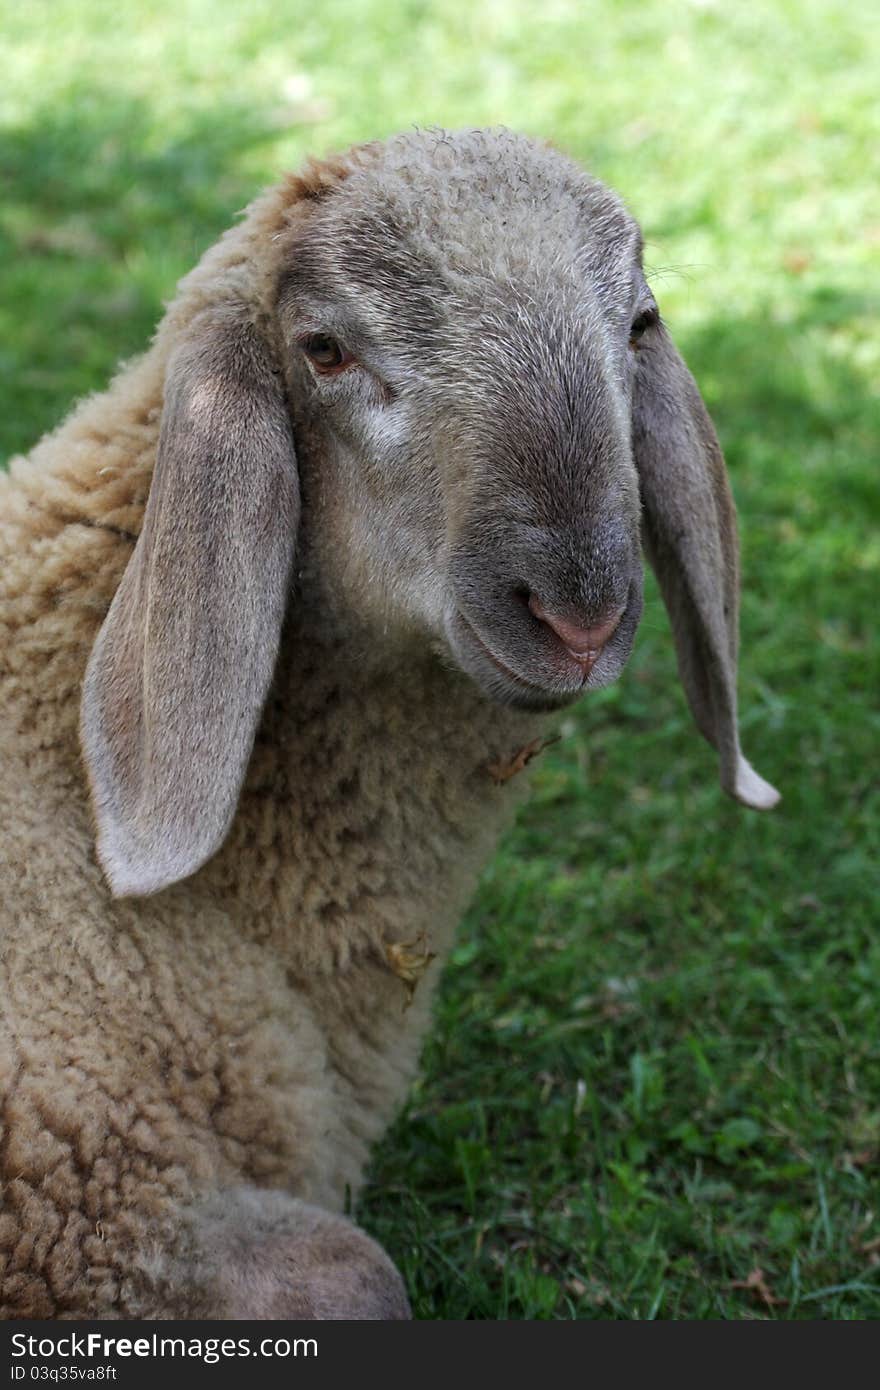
[301,333,354,374]
[629,304,659,346]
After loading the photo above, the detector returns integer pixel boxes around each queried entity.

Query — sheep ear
[81,309,300,896]
[631,323,779,810]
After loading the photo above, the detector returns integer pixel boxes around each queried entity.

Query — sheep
[0,127,779,1320]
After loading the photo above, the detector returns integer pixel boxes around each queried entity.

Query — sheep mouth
[447,606,629,712]
[446,570,644,711]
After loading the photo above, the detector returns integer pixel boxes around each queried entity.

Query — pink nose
[528,595,625,672]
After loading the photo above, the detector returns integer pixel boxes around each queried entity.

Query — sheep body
[1,128,777,1318]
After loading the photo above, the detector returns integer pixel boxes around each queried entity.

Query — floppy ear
[631,323,779,810]
[80,307,300,896]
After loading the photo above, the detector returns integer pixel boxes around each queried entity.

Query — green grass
[3,0,878,1319]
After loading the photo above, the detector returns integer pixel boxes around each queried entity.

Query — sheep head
[81,129,779,900]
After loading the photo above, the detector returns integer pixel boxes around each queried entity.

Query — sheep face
[275,131,646,711]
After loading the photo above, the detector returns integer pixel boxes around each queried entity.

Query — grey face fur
[277,135,649,711]
[81,128,779,900]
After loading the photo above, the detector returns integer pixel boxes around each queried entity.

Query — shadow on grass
[1,84,300,459]
[678,287,877,460]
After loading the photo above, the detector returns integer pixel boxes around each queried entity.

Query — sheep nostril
[527,595,625,669]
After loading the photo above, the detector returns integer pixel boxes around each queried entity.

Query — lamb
[0,127,779,1320]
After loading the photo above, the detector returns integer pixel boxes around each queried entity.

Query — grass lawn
[3,0,878,1319]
